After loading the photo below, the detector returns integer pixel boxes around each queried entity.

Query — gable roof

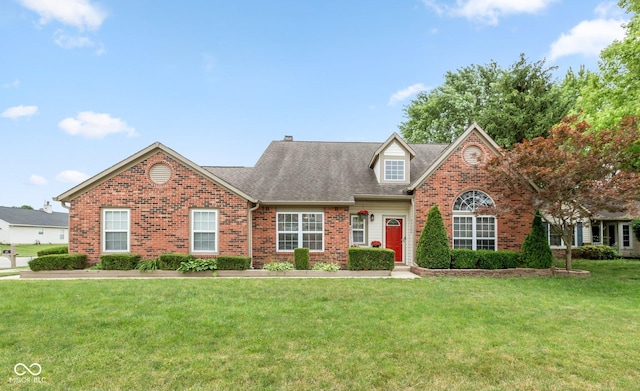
[0,206,68,228]
[368,132,417,168]
[208,140,447,204]
[408,123,502,192]
[54,142,257,204]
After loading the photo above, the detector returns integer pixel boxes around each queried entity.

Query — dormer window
[384,160,405,181]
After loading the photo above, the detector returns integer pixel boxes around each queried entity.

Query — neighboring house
[541,206,640,258]
[0,203,69,245]
[54,124,534,267]
[589,208,639,258]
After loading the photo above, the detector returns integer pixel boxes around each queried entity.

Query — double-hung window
[350,215,366,245]
[191,210,218,252]
[277,212,323,251]
[622,224,631,248]
[452,190,496,250]
[103,209,130,252]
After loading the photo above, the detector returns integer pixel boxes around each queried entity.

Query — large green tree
[400,54,572,148]
[577,0,640,131]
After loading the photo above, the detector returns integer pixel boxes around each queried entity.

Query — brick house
[54,124,532,267]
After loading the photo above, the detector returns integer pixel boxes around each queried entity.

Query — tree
[485,116,640,270]
[520,211,553,269]
[19,205,34,210]
[416,204,451,269]
[400,54,571,148]
[577,0,640,131]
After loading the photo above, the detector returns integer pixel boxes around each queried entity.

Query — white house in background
[0,203,69,245]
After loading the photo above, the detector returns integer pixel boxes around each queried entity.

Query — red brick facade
[68,152,250,264]
[64,131,533,268]
[413,133,531,251]
[251,206,350,268]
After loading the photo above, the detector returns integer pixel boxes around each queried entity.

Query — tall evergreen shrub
[521,211,554,268]
[416,204,451,268]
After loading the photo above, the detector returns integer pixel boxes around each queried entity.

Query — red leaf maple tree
[485,116,640,270]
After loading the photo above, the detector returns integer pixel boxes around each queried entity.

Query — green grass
[0,259,639,390]
[0,243,64,257]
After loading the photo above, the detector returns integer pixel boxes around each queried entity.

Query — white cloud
[56,170,90,184]
[548,16,626,61]
[424,0,557,25]
[1,105,38,119]
[59,111,138,138]
[53,30,105,54]
[29,174,48,185]
[388,84,430,106]
[17,0,107,30]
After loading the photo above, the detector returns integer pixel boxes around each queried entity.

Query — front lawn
[1,259,639,390]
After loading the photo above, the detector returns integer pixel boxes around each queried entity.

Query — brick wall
[68,152,250,264]
[251,206,350,268]
[413,132,532,252]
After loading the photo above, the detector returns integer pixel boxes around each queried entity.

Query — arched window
[452,190,496,250]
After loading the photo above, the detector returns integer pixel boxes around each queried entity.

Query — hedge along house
[54,124,532,267]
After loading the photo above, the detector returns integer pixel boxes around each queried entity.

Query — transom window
[277,212,324,251]
[191,210,218,252]
[350,215,366,245]
[452,191,496,250]
[453,190,494,212]
[103,209,130,252]
[384,160,405,181]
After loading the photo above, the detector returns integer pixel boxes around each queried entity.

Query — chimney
[43,201,52,214]
[283,135,293,141]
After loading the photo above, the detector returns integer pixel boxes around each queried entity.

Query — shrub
[37,245,68,256]
[348,247,395,270]
[177,258,217,273]
[294,248,310,270]
[476,250,502,270]
[579,245,618,260]
[137,259,159,272]
[217,256,251,270]
[101,254,141,270]
[416,205,451,268]
[28,254,88,271]
[521,211,554,268]
[312,262,341,271]
[158,253,195,270]
[263,262,295,271]
[501,251,521,269]
[450,249,478,269]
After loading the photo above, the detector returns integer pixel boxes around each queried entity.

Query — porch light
[370,214,375,222]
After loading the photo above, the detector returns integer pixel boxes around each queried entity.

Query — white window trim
[384,159,405,181]
[546,224,579,248]
[102,209,130,253]
[276,212,324,252]
[452,215,497,251]
[191,209,218,253]
[350,214,367,245]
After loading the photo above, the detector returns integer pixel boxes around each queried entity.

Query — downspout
[248,201,260,269]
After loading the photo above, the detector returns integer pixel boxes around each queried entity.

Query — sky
[0,0,630,212]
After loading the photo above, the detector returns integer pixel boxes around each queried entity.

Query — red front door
[385,218,403,262]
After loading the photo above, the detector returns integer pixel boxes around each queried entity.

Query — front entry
[385,218,403,262]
